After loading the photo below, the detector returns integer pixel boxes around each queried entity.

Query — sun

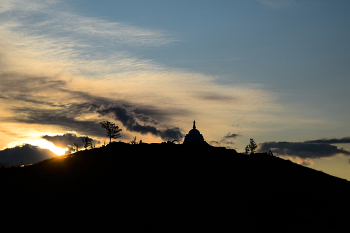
[28,139,67,156]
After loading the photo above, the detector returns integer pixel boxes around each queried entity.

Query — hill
[1,142,349,231]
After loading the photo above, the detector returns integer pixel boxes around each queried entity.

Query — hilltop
[1,142,349,231]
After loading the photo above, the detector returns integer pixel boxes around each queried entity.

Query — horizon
[0,0,349,180]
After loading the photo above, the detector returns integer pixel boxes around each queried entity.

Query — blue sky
[0,0,349,180]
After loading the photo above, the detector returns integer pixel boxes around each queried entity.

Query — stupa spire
[183,120,205,143]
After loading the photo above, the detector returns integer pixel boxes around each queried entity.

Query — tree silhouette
[100,121,122,144]
[129,136,137,145]
[82,136,92,150]
[245,145,250,154]
[72,143,79,152]
[245,138,257,154]
[249,138,257,154]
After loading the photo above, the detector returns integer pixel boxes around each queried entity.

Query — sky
[0,0,349,180]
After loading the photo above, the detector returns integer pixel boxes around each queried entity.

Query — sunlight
[27,139,67,156]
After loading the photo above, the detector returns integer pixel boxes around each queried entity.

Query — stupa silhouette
[183,120,207,145]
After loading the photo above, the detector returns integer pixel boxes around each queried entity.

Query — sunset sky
[0,0,349,179]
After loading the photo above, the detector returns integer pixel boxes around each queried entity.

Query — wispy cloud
[194,92,237,102]
[210,132,241,148]
[0,0,175,80]
[1,0,175,47]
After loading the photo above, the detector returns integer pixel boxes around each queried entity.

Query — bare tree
[100,121,122,144]
[82,136,92,150]
[129,136,137,145]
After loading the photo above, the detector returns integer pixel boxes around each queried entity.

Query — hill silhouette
[1,142,349,231]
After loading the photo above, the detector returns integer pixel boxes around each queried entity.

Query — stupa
[183,120,205,143]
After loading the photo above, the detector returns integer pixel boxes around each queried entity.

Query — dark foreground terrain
[1,142,349,231]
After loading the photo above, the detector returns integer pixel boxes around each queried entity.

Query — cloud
[0,72,185,141]
[0,0,176,82]
[0,67,284,146]
[210,132,241,148]
[223,133,241,139]
[0,144,56,166]
[257,137,350,165]
[194,92,236,102]
[0,0,176,47]
[12,106,106,138]
[0,0,286,149]
[11,96,183,141]
[258,141,350,165]
[0,0,188,143]
[305,137,350,144]
[97,105,183,141]
[42,133,100,149]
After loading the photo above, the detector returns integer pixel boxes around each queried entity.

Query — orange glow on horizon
[6,139,67,156]
[35,140,67,156]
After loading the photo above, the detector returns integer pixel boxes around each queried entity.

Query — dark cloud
[223,133,240,139]
[258,141,350,159]
[0,73,66,93]
[14,103,183,141]
[14,107,106,138]
[97,105,183,141]
[42,133,100,149]
[210,132,241,148]
[159,128,183,141]
[305,137,350,144]
[2,72,185,141]
[0,144,56,166]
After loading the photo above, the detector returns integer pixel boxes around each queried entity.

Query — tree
[245,138,257,154]
[248,138,257,154]
[82,136,92,150]
[129,136,137,145]
[72,143,79,152]
[245,145,250,154]
[100,121,122,144]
